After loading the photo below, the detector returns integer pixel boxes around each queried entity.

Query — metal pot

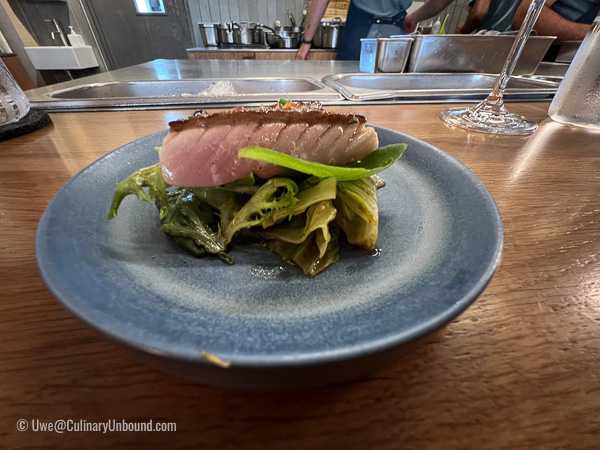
[320,18,345,49]
[265,32,284,48]
[280,35,299,48]
[198,22,219,47]
[253,24,275,46]
[232,21,256,45]
[313,24,323,48]
[218,23,236,45]
[275,26,304,35]
[277,29,301,48]
[264,27,300,49]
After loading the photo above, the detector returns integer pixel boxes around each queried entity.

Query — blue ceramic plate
[36,126,503,389]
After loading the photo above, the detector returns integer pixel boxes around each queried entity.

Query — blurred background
[0,0,470,88]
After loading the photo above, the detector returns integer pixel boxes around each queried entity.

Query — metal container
[232,21,256,45]
[275,26,304,34]
[198,22,219,47]
[279,30,300,48]
[313,25,322,48]
[218,23,236,45]
[402,34,556,75]
[320,18,345,49]
[359,39,378,73]
[268,27,301,48]
[252,24,275,46]
[322,73,558,102]
[360,37,413,73]
[555,40,582,63]
[265,32,284,48]
[280,35,299,48]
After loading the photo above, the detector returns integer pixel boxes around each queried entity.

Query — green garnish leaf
[108,163,169,220]
[238,144,406,181]
[438,14,450,35]
[278,98,289,107]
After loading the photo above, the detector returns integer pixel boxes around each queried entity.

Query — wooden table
[2,104,599,448]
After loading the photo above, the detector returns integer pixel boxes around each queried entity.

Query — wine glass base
[440,106,538,136]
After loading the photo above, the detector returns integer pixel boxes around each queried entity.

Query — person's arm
[512,0,591,43]
[457,0,490,33]
[296,0,330,60]
[404,0,456,34]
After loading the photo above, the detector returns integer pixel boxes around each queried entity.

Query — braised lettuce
[108,143,405,276]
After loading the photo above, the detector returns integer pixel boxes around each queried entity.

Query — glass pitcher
[0,58,31,126]
[548,17,600,131]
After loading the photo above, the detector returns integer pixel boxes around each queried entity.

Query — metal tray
[322,73,558,101]
[31,78,343,111]
[403,34,556,75]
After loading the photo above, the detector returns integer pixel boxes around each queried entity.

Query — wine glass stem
[488,0,547,103]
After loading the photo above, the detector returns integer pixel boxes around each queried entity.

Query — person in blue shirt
[296,0,413,60]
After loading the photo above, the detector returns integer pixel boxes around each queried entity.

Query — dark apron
[336,0,407,60]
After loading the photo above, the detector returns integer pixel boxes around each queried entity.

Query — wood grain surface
[1,103,599,449]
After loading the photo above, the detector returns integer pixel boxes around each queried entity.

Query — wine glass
[440,0,547,135]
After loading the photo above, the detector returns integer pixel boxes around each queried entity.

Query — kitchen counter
[2,103,599,448]
[25,59,564,113]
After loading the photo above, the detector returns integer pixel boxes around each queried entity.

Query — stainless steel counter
[25,59,564,112]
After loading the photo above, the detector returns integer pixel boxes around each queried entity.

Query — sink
[29,78,343,110]
[24,46,99,70]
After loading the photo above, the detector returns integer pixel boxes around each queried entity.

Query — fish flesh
[159,102,379,187]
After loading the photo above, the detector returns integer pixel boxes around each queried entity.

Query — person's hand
[404,14,418,34]
[295,43,312,60]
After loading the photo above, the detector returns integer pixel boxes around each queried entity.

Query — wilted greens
[108,144,406,277]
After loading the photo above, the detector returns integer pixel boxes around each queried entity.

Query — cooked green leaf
[260,200,336,258]
[267,224,341,277]
[108,163,169,220]
[238,144,406,181]
[223,177,298,243]
[337,178,378,224]
[153,188,233,263]
[262,177,337,228]
[223,172,260,195]
[334,177,379,251]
